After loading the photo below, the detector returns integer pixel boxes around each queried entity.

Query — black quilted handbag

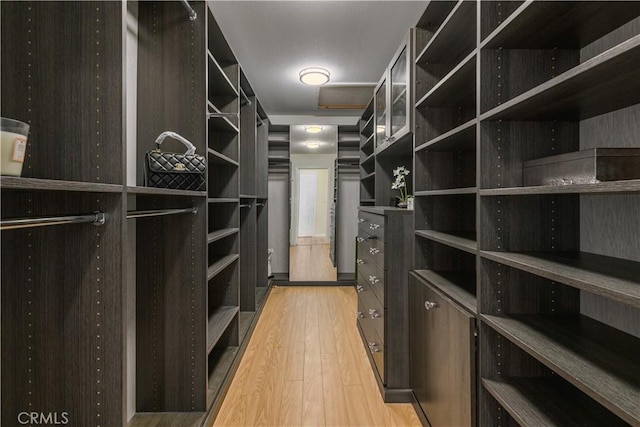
[144,131,206,191]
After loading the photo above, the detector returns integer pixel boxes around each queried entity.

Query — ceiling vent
[317,85,374,110]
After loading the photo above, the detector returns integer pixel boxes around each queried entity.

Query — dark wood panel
[239,202,257,311]
[239,94,257,196]
[256,202,269,289]
[1,1,123,184]
[256,121,269,198]
[2,191,124,426]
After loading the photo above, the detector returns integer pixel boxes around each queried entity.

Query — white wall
[290,154,336,246]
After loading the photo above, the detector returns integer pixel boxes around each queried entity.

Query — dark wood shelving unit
[207,306,241,352]
[482,314,640,426]
[415,230,477,254]
[415,119,476,152]
[207,52,239,98]
[207,148,240,166]
[127,186,207,197]
[359,97,376,206]
[207,228,239,244]
[415,50,476,108]
[415,187,477,196]
[207,254,239,281]
[412,269,476,315]
[1,177,123,193]
[482,377,629,427]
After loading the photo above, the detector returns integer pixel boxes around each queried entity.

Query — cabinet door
[390,46,409,140]
[410,274,476,427]
[374,77,387,148]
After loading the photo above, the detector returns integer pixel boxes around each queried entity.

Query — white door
[297,170,317,237]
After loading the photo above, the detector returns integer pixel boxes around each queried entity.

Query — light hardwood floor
[212,286,421,427]
[289,244,337,282]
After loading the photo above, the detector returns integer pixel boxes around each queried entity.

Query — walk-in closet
[2,1,639,426]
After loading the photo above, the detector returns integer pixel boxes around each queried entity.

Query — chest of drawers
[356,207,413,402]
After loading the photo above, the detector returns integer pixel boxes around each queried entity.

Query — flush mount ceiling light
[306,142,320,149]
[299,67,330,85]
[304,125,323,134]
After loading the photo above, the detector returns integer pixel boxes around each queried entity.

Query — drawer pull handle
[356,285,364,293]
[357,311,364,319]
[369,248,380,255]
[367,235,377,240]
[357,237,365,243]
[358,218,365,223]
[424,301,438,310]
[368,342,380,353]
[369,308,380,318]
[356,259,364,265]
[369,223,380,230]
[368,275,380,284]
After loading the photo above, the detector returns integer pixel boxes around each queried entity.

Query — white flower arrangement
[392,166,410,205]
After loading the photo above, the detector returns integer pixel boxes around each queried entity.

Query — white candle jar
[1,117,29,176]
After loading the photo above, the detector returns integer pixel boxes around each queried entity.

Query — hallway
[213,286,420,426]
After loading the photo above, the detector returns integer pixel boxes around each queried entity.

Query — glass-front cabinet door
[390,46,408,138]
[375,77,387,148]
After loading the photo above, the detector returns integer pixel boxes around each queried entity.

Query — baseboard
[411,394,432,427]
[337,272,355,282]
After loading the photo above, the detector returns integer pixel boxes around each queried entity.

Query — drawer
[359,255,384,305]
[369,329,385,383]
[358,211,385,242]
[356,234,385,266]
[358,272,385,344]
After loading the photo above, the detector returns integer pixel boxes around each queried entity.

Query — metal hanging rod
[1,212,106,230]
[239,204,252,208]
[127,207,198,219]
[256,203,265,207]
[181,0,197,21]
[240,87,252,106]
[207,112,238,119]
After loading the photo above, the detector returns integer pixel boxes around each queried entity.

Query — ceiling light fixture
[306,142,320,149]
[299,67,330,85]
[304,125,323,134]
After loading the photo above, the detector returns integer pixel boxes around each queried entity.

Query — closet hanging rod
[207,112,238,118]
[181,0,197,21]
[127,207,198,219]
[256,203,265,207]
[0,212,106,230]
[239,204,251,208]
[240,87,252,106]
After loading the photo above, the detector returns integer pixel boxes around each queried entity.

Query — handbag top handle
[154,131,197,155]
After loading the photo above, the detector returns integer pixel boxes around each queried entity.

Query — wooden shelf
[207,306,239,353]
[360,199,375,204]
[415,187,477,196]
[0,177,123,193]
[207,148,239,167]
[207,345,239,404]
[361,171,376,181]
[416,0,476,65]
[481,36,640,121]
[480,179,640,196]
[413,269,476,315]
[208,198,239,204]
[374,131,413,158]
[480,251,640,309]
[415,119,476,153]
[207,102,239,134]
[268,155,290,162]
[360,114,374,134]
[482,2,640,49]
[482,377,629,427]
[207,228,239,244]
[361,153,375,165]
[207,51,238,98]
[415,229,477,254]
[207,254,239,281]
[128,412,204,427]
[482,314,640,426]
[361,134,374,152]
[416,50,476,108]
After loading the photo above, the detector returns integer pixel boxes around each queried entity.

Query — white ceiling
[208,1,427,125]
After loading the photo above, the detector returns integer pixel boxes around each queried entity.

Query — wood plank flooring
[289,244,337,282]
[212,286,420,426]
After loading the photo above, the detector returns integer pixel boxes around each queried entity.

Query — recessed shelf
[480,251,640,309]
[207,228,239,244]
[207,51,238,98]
[415,119,476,153]
[413,269,476,315]
[207,148,239,166]
[480,36,640,121]
[361,134,374,152]
[415,0,476,65]
[207,345,239,404]
[362,153,375,165]
[415,50,476,108]
[207,306,239,353]
[480,179,640,196]
[0,177,123,193]
[482,377,629,427]
[360,114,374,134]
[208,198,239,204]
[482,2,640,49]
[415,187,477,196]
[415,230,477,254]
[482,314,640,426]
[207,254,239,281]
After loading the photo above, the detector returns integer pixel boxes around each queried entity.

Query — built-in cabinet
[1,2,269,425]
[356,207,413,402]
[267,124,291,280]
[411,1,640,426]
